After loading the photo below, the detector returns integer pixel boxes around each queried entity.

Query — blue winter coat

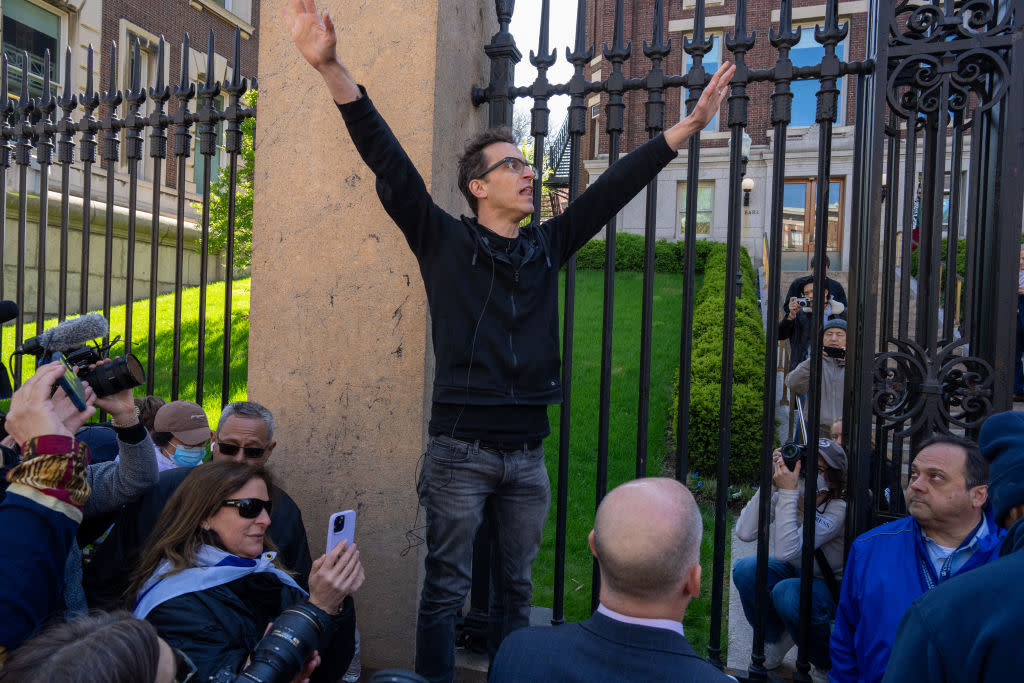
[829,511,1004,682]
[882,518,1024,682]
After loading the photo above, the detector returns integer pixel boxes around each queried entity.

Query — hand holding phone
[49,352,89,412]
[326,510,356,554]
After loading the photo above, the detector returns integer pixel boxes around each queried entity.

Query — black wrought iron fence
[472,0,1022,680]
[0,27,254,408]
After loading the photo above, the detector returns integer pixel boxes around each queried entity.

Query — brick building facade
[581,0,874,272]
[0,0,260,314]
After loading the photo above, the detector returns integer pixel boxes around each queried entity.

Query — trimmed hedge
[575,234,717,274]
[909,237,966,279]
[670,242,766,484]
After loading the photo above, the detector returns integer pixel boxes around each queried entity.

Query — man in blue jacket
[883,411,1024,681]
[829,433,1004,682]
[285,2,735,681]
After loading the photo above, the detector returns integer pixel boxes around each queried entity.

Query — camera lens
[239,604,323,683]
[79,354,145,397]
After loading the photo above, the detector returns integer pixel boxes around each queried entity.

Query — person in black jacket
[781,254,847,315]
[130,461,362,682]
[82,401,312,610]
[285,2,734,681]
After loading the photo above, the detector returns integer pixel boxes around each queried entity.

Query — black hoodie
[338,90,676,432]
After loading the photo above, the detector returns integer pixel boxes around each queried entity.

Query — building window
[682,35,720,133]
[194,95,225,190]
[591,103,600,158]
[781,178,844,270]
[790,31,846,127]
[121,29,161,180]
[2,0,62,101]
[678,181,714,237]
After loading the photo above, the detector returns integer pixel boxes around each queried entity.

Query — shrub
[670,242,766,484]
[572,235,715,274]
[909,237,966,280]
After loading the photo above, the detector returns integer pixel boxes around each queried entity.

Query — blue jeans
[414,435,550,683]
[732,556,836,669]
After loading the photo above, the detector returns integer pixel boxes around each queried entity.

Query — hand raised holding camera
[88,358,138,426]
[6,362,96,445]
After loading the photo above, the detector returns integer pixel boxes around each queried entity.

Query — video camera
[15,313,145,399]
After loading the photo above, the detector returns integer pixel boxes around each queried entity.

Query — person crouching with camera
[129,461,362,682]
[732,439,848,681]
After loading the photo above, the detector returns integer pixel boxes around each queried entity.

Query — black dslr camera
[780,441,806,472]
[62,342,145,398]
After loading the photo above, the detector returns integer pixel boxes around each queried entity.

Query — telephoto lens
[78,354,145,397]
[232,604,326,683]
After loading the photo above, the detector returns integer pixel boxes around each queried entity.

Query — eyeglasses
[221,498,273,519]
[215,442,267,459]
[475,156,536,179]
[173,647,197,682]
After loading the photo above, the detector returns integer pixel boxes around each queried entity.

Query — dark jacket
[782,275,847,313]
[338,90,676,408]
[882,518,1024,682]
[778,310,814,370]
[830,511,1005,683]
[489,610,733,682]
[83,465,312,609]
[147,574,355,683]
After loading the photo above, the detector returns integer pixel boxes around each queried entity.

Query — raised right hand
[308,540,364,615]
[6,362,96,445]
[284,0,339,72]
[787,297,800,319]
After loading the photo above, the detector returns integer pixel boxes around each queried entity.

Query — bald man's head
[591,477,703,602]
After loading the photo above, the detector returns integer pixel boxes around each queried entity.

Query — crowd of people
[1,1,1021,682]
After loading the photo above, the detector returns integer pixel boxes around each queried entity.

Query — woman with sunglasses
[130,461,362,682]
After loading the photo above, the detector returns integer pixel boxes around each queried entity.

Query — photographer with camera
[0,362,96,661]
[779,280,846,372]
[732,438,848,681]
[130,460,360,682]
[786,318,847,437]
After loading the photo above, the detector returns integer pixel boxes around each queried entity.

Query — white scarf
[133,544,304,619]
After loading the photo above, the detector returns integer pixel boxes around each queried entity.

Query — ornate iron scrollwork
[886,1,1012,121]
[873,338,993,440]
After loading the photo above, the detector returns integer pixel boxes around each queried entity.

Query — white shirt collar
[596,603,685,637]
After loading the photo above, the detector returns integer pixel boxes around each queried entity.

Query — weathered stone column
[251,1,493,668]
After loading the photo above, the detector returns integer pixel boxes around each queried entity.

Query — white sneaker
[762,632,795,670]
[811,665,830,683]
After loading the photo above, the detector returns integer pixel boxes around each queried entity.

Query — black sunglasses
[221,498,273,519]
[173,647,197,682]
[475,155,536,179]
[215,442,267,459]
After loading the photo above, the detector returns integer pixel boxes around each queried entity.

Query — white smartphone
[326,510,356,554]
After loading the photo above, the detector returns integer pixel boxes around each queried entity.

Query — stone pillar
[251,1,493,669]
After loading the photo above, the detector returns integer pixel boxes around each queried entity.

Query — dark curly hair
[457,126,516,214]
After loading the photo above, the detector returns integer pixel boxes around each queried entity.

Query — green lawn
[1,279,252,422]
[530,269,727,657]
[9,268,731,655]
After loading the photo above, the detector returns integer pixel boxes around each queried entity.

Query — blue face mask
[172,444,207,467]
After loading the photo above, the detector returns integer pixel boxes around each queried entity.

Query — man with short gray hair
[489,477,732,682]
[82,401,312,608]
